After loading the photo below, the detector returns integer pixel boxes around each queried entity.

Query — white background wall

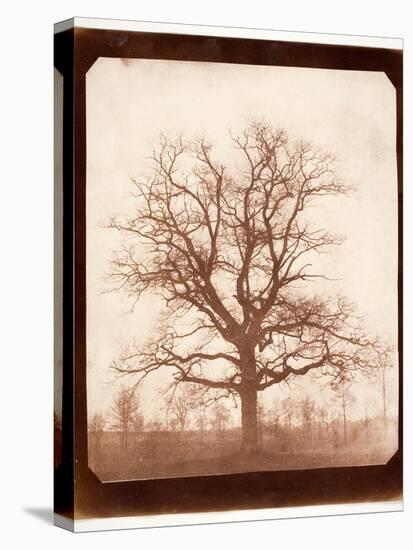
[1,1,411,548]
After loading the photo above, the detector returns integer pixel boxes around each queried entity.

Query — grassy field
[89,420,397,481]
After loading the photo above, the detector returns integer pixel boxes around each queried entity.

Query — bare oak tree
[109,121,382,455]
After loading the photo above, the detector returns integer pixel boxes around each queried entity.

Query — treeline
[87,384,396,478]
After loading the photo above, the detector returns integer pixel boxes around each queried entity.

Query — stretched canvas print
[54,17,403,531]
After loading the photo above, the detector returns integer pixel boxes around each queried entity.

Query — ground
[88,419,397,482]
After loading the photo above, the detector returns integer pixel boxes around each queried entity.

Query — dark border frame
[54,26,403,522]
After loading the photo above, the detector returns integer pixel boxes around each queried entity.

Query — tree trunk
[238,347,259,455]
[240,383,259,455]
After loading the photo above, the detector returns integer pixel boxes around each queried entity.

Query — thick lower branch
[257,355,329,390]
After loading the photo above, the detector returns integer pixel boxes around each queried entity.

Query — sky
[85,57,398,428]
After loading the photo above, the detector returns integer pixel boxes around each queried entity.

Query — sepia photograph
[85,58,399,483]
[3,0,411,544]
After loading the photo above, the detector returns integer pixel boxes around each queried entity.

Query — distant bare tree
[300,397,316,434]
[145,418,163,460]
[378,348,393,432]
[132,412,145,433]
[363,400,372,442]
[88,412,106,466]
[266,400,282,431]
[112,386,140,451]
[109,121,385,455]
[146,419,163,432]
[317,406,330,441]
[89,412,106,443]
[331,416,341,451]
[257,400,267,450]
[168,385,194,431]
[263,400,283,450]
[193,407,208,439]
[281,396,295,433]
[211,401,231,433]
[332,374,355,447]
